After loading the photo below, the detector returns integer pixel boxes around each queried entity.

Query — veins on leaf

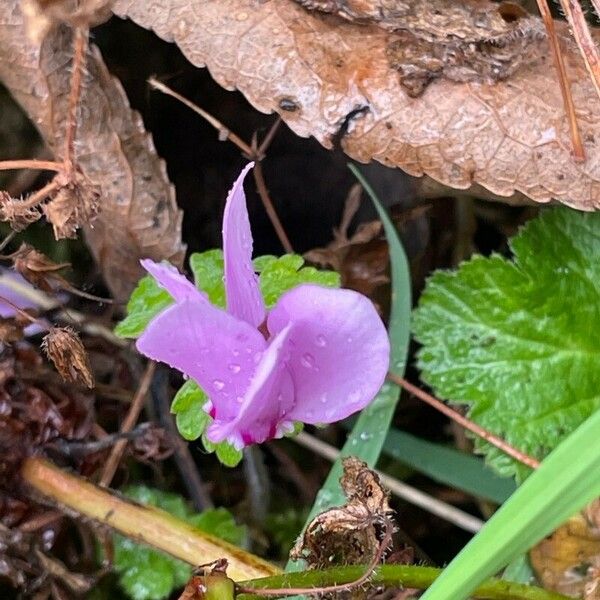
[295,0,546,97]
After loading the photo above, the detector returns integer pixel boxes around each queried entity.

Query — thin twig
[0,293,47,328]
[558,0,600,106]
[294,431,484,533]
[148,77,253,156]
[99,361,157,487]
[0,271,126,346]
[387,373,540,470]
[0,160,62,172]
[152,368,214,511]
[534,0,585,161]
[0,231,16,253]
[237,515,394,596]
[252,161,294,253]
[18,179,60,210]
[63,28,88,172]
[148,77,293,253]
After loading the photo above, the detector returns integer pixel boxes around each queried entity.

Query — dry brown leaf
[42,326,94,388]
[530,499,600,599]
[0,1,185,298]
[113,0,600,210]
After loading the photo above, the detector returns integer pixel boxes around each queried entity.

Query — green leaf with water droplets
[412,207,600,480]
[115,274,172,338]
[189,249,226,308]
[255,254,340,307]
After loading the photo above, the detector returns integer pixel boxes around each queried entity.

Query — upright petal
[141,259,205,303]
[222,163,266,327]
[267,285,389,424]
[137,298,266,422]
[206,324,295,449]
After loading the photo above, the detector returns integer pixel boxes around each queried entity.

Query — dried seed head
[43,171,100,240]
[41,327,94,388]
[11,243,70,293]
[0,192,42,232]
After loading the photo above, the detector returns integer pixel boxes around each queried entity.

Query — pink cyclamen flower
[137,163,390,450]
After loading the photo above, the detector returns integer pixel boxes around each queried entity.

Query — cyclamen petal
[206,324,295,449]
[267,284,390,424]
[141,259,206,303]
[136,296,266,422]
[222,163,266,328]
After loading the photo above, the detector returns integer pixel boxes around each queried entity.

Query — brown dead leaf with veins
[0,1,185,298]
[112,0,600,209]
[530,499,600,599]
[42,327,94,388]
[291,457,394,573]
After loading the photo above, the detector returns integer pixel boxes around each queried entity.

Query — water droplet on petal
[347,336,353,343]
[236,395,244,403]
[228,363,241,373]
[232,349,240,357]
[300,353,315,368]
[212,379,225,391]
[315,334,327,347]
[320,393,328,404]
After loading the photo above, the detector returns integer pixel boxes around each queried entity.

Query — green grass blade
[286,165,411,571]
[421,408,600,600]
[383,428,516,504]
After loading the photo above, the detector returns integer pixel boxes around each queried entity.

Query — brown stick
[557,0,600,111]
[99,361,157,486]
[21,456,279,581]
[0,160,62,172]
[534,0,585,161]
[387,373,540,470]
[63,28,88,172]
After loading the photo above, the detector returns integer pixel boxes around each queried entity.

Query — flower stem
[21,456,279,581]
[237,565,571,600]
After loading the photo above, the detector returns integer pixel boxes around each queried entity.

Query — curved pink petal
[136,298,266,421]
[267,285,389,424]
[206,324,295,449]
[222,163,266,328]
[141,259,205,303]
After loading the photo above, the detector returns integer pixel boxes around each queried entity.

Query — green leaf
[115,275,172,338]
[171,380,242,466]
[287,165,411,573]
[412,207,600,479]
[256,254,340,307]
[420,406,600,600]
[189,250,226,308]
[113,486,245,600]
[171,380,210,441]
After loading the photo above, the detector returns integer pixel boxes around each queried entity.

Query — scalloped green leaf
[412,207,600,480]
[189,249,226,308]
[255,254,340,307]
[171,380,210,441]
[114,275,172,338]
[112,486,245,600]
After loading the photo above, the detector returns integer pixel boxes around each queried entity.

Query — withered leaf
[291,457,393,571]
[0,1,185,298]
[530,499,600,599]
[10,242,71,293]
[305,184,389,299]
[113,0,600,209]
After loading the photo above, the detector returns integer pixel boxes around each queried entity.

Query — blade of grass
[286,164,411,571]
[382,428,516,504]
[342,419,515,504]
[420,408,600,600]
